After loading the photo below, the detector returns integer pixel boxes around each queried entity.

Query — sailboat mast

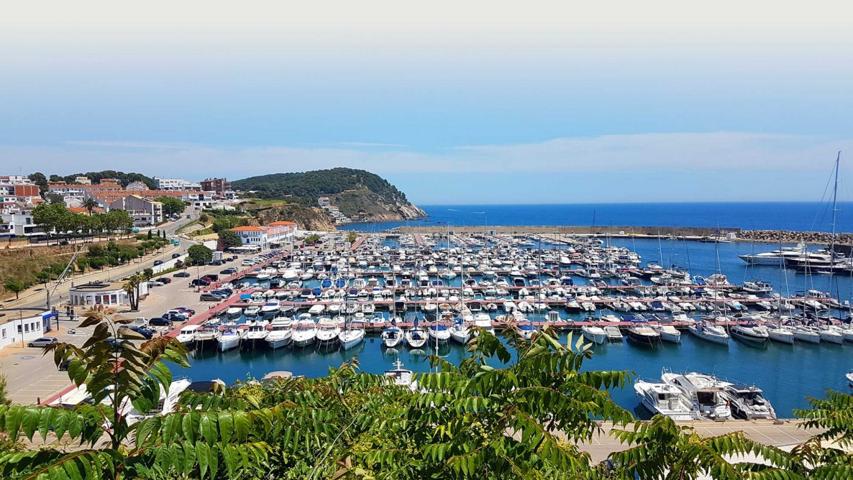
[830,151,840,263]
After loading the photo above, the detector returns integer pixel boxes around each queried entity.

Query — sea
[178,203,853,418]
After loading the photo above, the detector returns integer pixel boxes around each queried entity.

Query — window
[17,325,21,333]
[24,324,29,333]
[2,328,6,339]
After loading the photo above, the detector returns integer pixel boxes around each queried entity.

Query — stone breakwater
[395,225,852,246]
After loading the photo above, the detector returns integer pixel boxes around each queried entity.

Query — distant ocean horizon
[342,202,853,232]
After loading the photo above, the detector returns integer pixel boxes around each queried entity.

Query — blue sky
[2,1,853,204]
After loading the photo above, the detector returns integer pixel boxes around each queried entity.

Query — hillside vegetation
[232,168,425,223]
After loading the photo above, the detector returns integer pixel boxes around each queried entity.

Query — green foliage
[32,203,133,241]
[346,231,358,244]
[27,172,48,194]
[218,229,243,249]
[3,278,25,299]
[156,196,186,217]
[231,167,410,204]
[57,171,157,189]
[188,245,213,266]
[210,215,246,233]
[303,233,321,245]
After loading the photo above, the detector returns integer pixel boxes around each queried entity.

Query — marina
[172,231,853,418]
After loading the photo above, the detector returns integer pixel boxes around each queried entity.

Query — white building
[0,311,56,351]
[69,281,149,307]
[155,177,202,191]
[0,212,41,238]
[108,195,164,227]
[230,221,297,249]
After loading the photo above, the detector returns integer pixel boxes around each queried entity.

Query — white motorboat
[847,371,853,388]
[625,325,662,347]
[308,304,326,315]
[243,321,269,345]
[653,325,681,343]
[721,383,776,420]
[792,325,821,344]
[217,329,241,352]
[316,319,342,346]
[406,327,428,349]
[634,380,697,421]
[339,327,365,350]
[661,371,731,420]
[381,326,404,348]
[193,326,219,347]
[176,325,199,345]
[604,326,623,341]
[687,322,729,346]
[581,325,607,344]
[226,307,243,318]
[260,300,280,315]
[384,359,416,389]
[472,313,495,335]
[730,323,769,346]
[265,318,293,349]
[291,320,317,347]
[449,321,471,344]
[244,306,261,317]
[767,324,795,344]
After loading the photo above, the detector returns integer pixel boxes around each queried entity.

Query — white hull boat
[581,325,607,344]
[339,328,365,350]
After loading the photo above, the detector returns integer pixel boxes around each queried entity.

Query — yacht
[291,319,317,348]
[428,324,451,344]
[316,318,342,346]
[193,326,219,348]
[381,325,404,348]
[688,322,729,346]
[244,305,261,317]
[738,244,806,265]
[730,323,769,346]
[818,325,844,344]
[721,383,776,420]
[405,326,428,349]
[653,325,682,343]
[661,372,731,420]
[625,324,661,347]
[338,325,365,350]
[226,307,243,318]
[517,321,537,340]
[260,300,280,315]
[792,325,821,344]
[634,380,698,421]
[767,324,795,344]
[473,313,495,335]
[384,359,416,389]
[449,320,471,344]
[265,318,293,349]
[604,325,623,342]
[217,329,241,352]
[242,321,269,346]
[581,325,607,344]
[176,325,200,346]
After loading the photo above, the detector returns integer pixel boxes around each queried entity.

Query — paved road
[1,208,201,311]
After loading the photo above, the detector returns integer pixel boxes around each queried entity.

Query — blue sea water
[177,203,853,418]
[340,202,853,232]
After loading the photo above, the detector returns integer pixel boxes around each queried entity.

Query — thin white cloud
[2,132,849,180]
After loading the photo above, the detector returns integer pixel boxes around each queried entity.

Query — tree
[187,244,213,266]
[45,192,65,205]
[218,229,243,249]
[82,197,98,215]
[27,172,48,194]
[347,231,358,244]
[156,196,186,217]
[122,274,141,310]
[303,233,321,245]
[3,278,26,300]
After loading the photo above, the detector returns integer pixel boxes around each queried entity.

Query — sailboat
[338,314,365,350]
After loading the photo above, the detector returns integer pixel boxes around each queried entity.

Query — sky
[2,1,853,204]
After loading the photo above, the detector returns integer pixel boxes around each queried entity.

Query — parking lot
[0,252,267,405]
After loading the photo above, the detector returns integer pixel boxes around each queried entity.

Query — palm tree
[82,197,98,215]
[122,274,140,310]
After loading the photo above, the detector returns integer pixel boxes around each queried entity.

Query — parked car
[220,268,237,275]
[148,317,172,328]
[162,311,188,322]
[171,253,181,259]
[27,337,58,347]
[173,306,195,315]
[190,278,211,287]
[118,325,155,339]
[203,274,219,282]
[148,280,165,287]
[200,293,225,301]
[174,271,191,278]
[159,277,172,284]
[153,260,163,266]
